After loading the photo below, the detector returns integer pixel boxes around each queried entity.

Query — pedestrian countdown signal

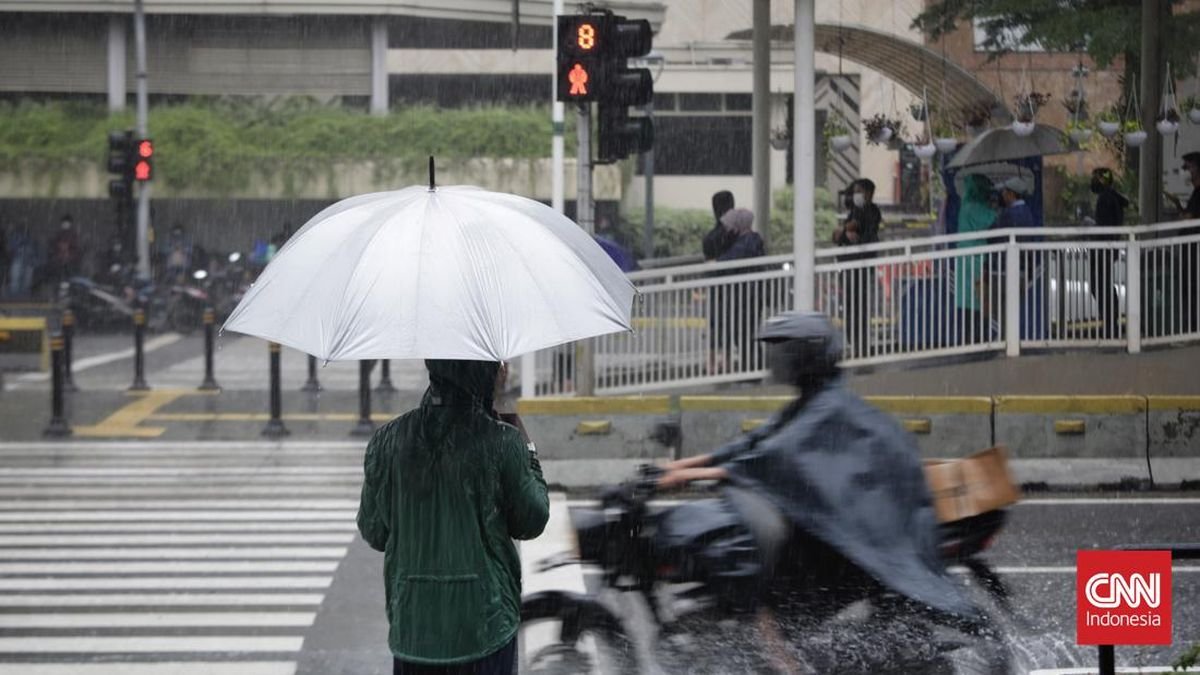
[576,22,596,51]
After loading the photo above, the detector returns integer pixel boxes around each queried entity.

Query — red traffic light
[568,63,591,97]
[137,139,153,159]
[134,159,151,181]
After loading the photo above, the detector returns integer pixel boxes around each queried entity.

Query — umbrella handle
[429,156,435,191]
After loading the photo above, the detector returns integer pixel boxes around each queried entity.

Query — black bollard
[351,359,375,437]
[262,342,289,438]
[374,359,397,394]
[61,309,78,392]
[198,307,220,391]
[301,354,322,393]
[43,334,72,438]
[128,308,149,392]
[1097,646,1115,675]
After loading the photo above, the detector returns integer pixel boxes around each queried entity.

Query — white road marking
[0,467,361,476]
[0,499,360,510]
[0,522,356,533]
[0,560,339,574]
[0,612,317,628]
[0,636,304,653]
[0,510,356,521]
[0,663,297,675]
[0,546,348,559]
[0,577,333,591]
[0,594,325,607]
[3,334,181,389]
[0,533,353,545]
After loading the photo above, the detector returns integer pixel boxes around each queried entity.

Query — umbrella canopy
[947,124,1077,169]
[952,162,1036,196]
[223,185,636,362]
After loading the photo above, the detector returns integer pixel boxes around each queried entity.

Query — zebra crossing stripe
[0,577,333,591]
[0,533,353,545]
[0,499,360,510]
[0,594,325,607]
[0,522,356,533]
[0,511,356,521]
[0,636,304,652]
[0,546,348,559]
[0,663,297,675]
[0,561,339,574]
[0,612,317,628]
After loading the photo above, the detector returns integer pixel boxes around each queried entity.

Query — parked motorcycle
[519,465,1012,674]
[163,268,211,334]
[207,252,252,322]
[59,265,166,332]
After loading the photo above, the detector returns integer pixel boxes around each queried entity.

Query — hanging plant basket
[864,114,902,146]
[1011,120,1037,137]
[913,142,938,160]
[1069,128,1093,144]
[830,135,853,152]
[1157,109,1181,135]
[1124,129,1148,147]
[1190,108,1200,125]
[770,128,790,151]
[934,137,959,154]
[1098,120,1121,137]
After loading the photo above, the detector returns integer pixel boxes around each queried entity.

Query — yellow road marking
[148,413,397,422]
[74,391,189,438]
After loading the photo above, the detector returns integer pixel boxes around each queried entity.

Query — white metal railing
[526,219,1200,396]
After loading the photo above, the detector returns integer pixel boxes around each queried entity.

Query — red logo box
[1077,550,1172,645]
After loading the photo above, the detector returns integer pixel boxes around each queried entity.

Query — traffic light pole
[133,0,152,282]
[575,103,595,397]
[642,101,654,259]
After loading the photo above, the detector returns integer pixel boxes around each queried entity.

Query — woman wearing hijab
[956,174,996,340]
[714,208,766,372]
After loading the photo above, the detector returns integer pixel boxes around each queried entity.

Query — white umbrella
[947,124,1077,169]
[223,183,636,362]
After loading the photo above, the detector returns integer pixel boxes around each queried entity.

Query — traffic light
[556,15,609,102]
[107,130,134,201]
[134,138,153,182]
[598,105,654,164]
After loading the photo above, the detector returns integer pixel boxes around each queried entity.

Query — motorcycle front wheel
[519,592,637,675]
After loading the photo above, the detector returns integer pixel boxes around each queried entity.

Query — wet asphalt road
[568,496,1200,674]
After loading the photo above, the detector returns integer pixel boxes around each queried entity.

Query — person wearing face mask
[1088,168,1128,337]
[832,180,881,357]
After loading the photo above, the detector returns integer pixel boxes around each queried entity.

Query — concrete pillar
[793,0,815,311]
[370,17,389,116]
[107,14,126,112]
[1138,0,1165,224]
[752,0,771,249]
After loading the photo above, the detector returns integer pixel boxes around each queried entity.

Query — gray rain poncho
[709,377,980,620]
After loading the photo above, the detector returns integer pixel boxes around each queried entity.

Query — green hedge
[0,99,572,195]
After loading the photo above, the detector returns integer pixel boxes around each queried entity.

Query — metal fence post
[1126,240,1142,354]
[262,342,289,439]
[198,307,220,391]
[43,334,72,438]
[1097,645,1115,675]
[61,309,77,392]
[301,354,322,393]
[352,360,375,437]
[128,308,149,392]
[1005,237,1021,357]
[374,359,397,394]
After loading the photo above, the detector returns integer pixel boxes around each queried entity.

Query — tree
[912,1,1200,77]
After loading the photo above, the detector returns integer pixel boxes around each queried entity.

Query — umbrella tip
[428,156,435,191]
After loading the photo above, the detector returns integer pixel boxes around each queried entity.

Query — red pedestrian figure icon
[568,64,589,96]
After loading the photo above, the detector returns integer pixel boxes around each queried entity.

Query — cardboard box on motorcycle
[923,446,1020,523]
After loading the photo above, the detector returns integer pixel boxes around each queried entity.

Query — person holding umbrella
[357,360,548,674]
[223,162,637,672]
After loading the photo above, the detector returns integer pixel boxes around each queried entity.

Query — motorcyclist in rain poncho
[658,312,980,624]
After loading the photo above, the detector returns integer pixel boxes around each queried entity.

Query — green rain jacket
[356,360,549,665]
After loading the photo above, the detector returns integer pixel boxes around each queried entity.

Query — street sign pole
[576,102,595,396]
[133,0,152,281]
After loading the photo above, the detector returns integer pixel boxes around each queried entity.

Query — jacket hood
[424,359,500,410]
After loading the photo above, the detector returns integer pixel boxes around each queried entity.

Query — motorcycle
[163,268,211,334]
[59,264,166,332]
[206,252,252,322]
[519,465,1012,674]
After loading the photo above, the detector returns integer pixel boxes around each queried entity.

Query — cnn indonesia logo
[1077,550,1172,645]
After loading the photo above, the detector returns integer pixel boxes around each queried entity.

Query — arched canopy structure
[727,23,1002,117]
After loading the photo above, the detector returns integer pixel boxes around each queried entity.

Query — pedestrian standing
[357,359,548,675]
[955,175,996,341]
[1165,152,1200,333]
[0,225,9,298]
[47,215,81,294]
[832,179,882,357]
[1088,168,1128,337]
[716,208,767,371]
[705,190,738,374]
